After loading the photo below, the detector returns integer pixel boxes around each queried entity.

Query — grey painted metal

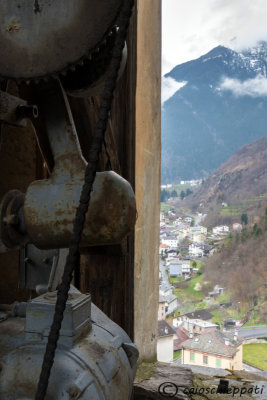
[23,82,136,249]
[25,287,92,347]
[19,244,59,291]
[0,0,123,80]
[0,295,138,399]
[19,245,67,293]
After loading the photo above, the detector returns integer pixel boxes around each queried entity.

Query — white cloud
[162,0,267,73]
[162,77,187,104]
[220,75,267,97]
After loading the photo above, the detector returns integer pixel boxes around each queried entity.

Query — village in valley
[157,181,266,374]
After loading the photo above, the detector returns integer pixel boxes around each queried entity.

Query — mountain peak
[166,41,267,85]
[162,41,267,182]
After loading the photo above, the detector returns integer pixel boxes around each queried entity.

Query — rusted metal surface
[0,90,37,127]
[19,82,55,174]
[0,0,123,80]
[0,300,138,399]
[0,81,136,251]
[63,41,128,98]
[24,170,136,249]
[0,189,28,249]
[23,81,136,249]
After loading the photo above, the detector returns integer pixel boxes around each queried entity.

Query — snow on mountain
[162,41,267,183]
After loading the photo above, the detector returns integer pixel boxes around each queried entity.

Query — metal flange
[0,189,28,250]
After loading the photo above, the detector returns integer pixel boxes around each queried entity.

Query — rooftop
[187,318,218,328]
[182,329,243,358]
[158,320,176,338]
[159,294,166,303]
[173,327,190,351]
[182,310,213,321]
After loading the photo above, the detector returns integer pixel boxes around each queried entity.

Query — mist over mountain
[162,41,267,183]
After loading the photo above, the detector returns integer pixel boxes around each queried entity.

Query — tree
[241,213,248,225]
[252,224,262,237]
[180,190,185,200]
[217,193,225,203]
[171,190,178,198]
[161,189,170,202]
[186,188,193,196]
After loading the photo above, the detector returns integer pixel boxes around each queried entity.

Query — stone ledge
[134,363,192,399]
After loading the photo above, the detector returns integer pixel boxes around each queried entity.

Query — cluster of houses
[159,212,211,259]
[161,180,202,189]
[160,210,243,261]
[157,309,243,371]
[157,210,244,371]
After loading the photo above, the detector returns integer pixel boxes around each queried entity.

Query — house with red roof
[159,243,170,254]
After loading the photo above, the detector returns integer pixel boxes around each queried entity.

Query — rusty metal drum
[24,171,136,249]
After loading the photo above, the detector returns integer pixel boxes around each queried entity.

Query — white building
[162,236,178,248]
[159,284,179,316]
[182,262,191,275]
[159,243,170,255]
[212,225,229,234]
[189,244,204,257]
[157,320,176,363]
[182,318,218,335]
[189,227,207,243]
[233,223,242,232]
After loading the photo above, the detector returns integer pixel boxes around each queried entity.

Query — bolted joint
[16,104,38,120]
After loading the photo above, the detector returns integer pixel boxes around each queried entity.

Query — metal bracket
[0,90,38,127]
[19,245,68,293]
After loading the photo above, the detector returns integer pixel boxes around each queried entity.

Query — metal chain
[35,1,135,398]
[103,138,112,170]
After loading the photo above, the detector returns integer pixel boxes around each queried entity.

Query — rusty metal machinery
[0,81,136,252]
[0,0,123,81]
[0,1,137,399]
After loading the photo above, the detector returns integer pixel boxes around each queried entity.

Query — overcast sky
[162,0,267,76]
